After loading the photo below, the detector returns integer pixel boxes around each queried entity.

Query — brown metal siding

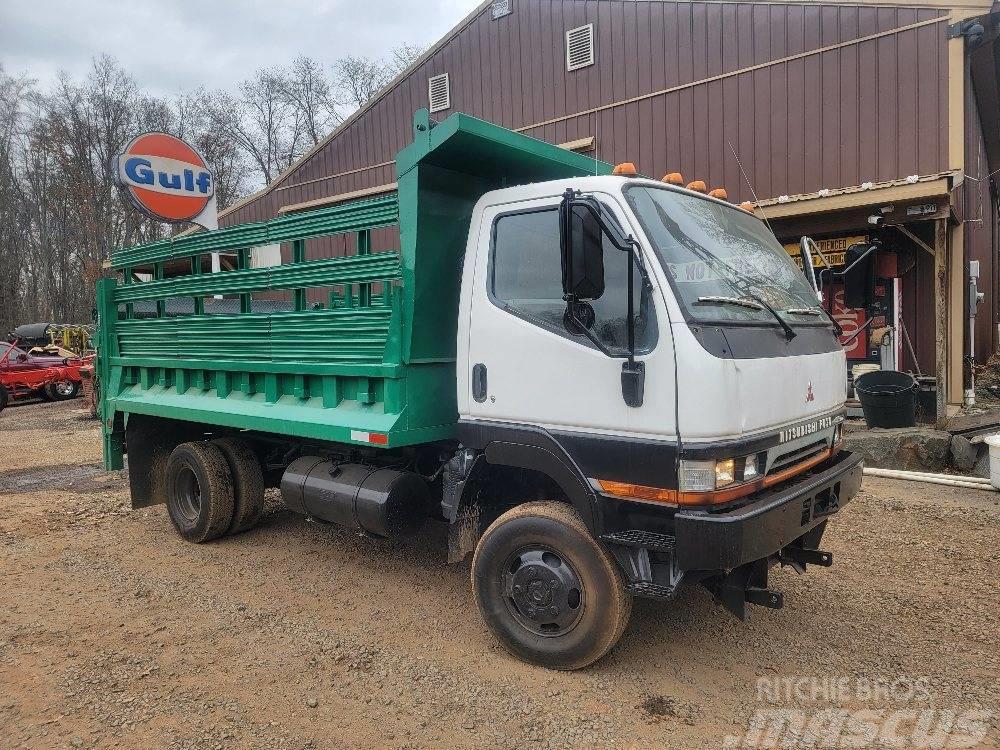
[224,0,951,231]
[965,69,999,364]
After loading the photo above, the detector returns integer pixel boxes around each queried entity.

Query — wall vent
[428,73,451,113]
[566,23,595,71]
[491,0,511,20]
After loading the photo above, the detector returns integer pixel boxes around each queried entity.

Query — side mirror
[843,242,877,309]
[559,192,605,301]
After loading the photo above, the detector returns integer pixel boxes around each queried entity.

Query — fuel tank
[280,457,429,537]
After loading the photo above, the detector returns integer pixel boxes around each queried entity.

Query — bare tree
[332,46,424,112]
[209,68,307,185]
[0,66,36,331]
[390,44,425,76]
[279,56,340,147]
[174,89,249,210]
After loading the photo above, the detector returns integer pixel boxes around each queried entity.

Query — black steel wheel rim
[174,466,202,522]
[501,546,585,637]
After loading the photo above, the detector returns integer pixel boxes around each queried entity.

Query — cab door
[463,196,663,437]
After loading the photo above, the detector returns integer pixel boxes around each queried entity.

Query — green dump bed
[98,110,611,469]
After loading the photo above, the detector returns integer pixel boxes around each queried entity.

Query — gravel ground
[1,400,998,749]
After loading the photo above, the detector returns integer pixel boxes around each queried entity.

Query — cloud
[0,0,480,97]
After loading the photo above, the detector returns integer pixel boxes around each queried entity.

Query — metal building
[223,0,1000,420]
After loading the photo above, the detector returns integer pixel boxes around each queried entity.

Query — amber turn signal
[686,180,706,193]
[662,172,684,185]
[613,162,638,176]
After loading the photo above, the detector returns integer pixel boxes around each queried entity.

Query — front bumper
[674,449,863,571]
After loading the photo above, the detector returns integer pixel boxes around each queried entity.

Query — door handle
[472,363,487,402]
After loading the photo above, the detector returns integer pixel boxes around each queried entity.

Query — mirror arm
[564,305,628,359]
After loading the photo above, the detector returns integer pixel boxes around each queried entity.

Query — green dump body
[98,110,612,469]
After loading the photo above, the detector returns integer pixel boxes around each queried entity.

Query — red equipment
[0,340,88,411]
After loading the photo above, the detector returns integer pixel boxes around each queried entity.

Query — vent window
[491,0,511,20]
[566,23,595,71]
[428,73,451,113]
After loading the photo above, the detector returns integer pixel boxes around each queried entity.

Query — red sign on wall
[823,284,867,359]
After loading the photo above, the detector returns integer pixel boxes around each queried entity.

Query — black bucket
[855,370,918,428]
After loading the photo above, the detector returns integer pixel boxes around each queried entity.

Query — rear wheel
[472,501,632,670]
[0,385,8,412]
[211,437,265,534]
[165,442,234,543]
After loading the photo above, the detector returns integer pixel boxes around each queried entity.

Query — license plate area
[806,481,841,523]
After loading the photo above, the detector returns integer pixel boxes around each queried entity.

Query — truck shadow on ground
[242,497,819,673]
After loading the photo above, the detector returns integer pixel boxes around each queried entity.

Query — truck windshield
[624,185,823,325]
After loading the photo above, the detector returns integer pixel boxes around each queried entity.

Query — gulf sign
[114,133,213,223]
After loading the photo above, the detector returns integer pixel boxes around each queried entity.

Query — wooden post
[934,218,949,424]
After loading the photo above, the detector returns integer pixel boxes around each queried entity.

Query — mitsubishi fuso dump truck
[98,109,862,670]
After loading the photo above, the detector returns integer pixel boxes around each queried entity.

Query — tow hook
[778,546,834,574]
[705,559,784,621]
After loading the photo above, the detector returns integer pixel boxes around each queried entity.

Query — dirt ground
[1,400,998,750]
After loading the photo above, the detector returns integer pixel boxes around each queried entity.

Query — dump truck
[98,110,862,670]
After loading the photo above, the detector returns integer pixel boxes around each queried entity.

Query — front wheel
[472,501,632,670]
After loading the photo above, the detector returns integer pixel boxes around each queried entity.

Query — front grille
[770,439,827,473]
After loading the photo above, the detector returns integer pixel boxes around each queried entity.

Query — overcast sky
[1,0,481,97]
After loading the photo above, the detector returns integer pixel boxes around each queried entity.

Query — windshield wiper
[745,293,796,340]
[696,295,764,310]
[695,294,796,340]
[787,306,843,335]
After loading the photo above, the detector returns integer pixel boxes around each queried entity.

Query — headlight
[679,454,760,492]
[678,459,716,492]
[715,458,736,487]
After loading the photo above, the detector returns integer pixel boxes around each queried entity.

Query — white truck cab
[454,173,861,651]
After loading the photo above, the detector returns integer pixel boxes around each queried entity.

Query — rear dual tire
[472,501,632,670]
[165,438,264,543]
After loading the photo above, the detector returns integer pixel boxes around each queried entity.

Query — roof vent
[491,0,511,20]
[566,23,595,71]
[428,73,450,113]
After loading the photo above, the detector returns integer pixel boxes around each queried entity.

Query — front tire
[165,442,234,543]
[472,501,632,670]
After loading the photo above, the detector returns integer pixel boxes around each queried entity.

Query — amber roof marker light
[612,162,638,176]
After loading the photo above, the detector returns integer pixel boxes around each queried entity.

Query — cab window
[490,207,656,353]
